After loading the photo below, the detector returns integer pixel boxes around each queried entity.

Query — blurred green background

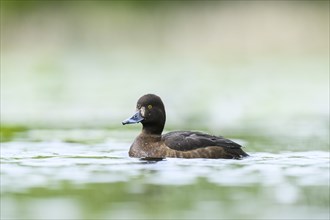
[1,0,328,131]
[1,1,329,220]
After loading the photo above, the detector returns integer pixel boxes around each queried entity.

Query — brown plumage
[122,94,249,159]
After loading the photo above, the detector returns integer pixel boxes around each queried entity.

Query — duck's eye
[148,105,153,110]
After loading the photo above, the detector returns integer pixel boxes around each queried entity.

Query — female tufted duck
[122,94,248,159]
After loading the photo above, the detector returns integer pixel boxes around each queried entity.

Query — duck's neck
[141,111,166,135]
[142,123,164,135]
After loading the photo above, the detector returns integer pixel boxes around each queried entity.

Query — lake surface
[1,128,329,220]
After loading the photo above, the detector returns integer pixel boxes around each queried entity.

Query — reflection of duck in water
[123,94,249,159]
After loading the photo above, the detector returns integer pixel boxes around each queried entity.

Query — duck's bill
[122,111,144,125]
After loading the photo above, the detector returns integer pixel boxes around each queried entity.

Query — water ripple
[1,141,329,193]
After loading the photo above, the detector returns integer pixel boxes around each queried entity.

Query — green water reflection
[2,179,329,219]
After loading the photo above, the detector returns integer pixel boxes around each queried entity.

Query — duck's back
[161,131,248,159]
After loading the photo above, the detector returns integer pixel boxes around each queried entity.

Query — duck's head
[122,94,166,135]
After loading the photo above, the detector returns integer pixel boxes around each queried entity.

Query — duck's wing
[162,131,243,151]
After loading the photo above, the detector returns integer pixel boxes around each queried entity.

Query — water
[1,128,329,219]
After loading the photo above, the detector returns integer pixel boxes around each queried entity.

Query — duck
[122,94,249,159]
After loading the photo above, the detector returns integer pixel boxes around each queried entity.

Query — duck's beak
[122,111,144,125]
